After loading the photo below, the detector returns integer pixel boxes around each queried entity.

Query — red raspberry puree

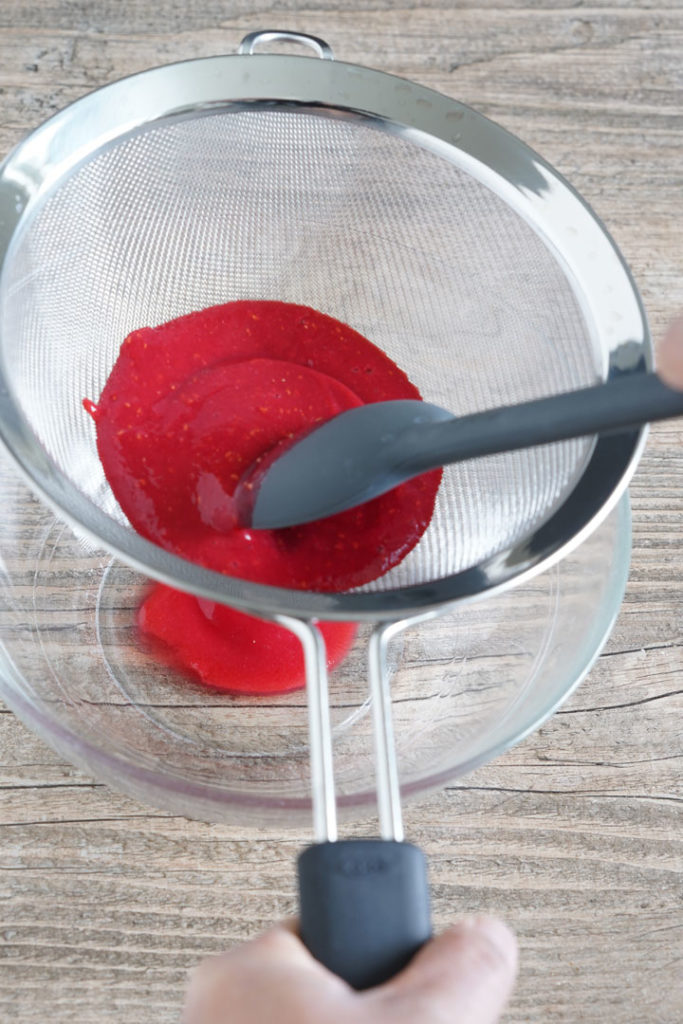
[86,301,440,694]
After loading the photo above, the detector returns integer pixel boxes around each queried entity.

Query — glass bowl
[0,446,630,828]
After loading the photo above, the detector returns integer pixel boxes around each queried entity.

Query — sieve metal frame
[0,41,650,622]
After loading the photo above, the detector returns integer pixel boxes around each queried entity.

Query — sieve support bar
[275,615,338,843]
[369,622,405,843]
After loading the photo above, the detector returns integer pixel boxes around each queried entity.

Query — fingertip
[382,915,518,1024]
[657,314,683,390]
[277,915,301,936]
[183,952,231,1022]
[445,915,518,976]
[184,923,355,1023]
[247,921,314,968]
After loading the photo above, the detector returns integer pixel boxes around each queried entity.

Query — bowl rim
[0,497,631,824]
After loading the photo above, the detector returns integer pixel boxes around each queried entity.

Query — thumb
[378,916,518,1024]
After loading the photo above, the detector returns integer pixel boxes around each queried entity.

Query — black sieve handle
[298,839,431,990]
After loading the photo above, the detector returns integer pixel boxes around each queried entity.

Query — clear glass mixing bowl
[0,446,630,827]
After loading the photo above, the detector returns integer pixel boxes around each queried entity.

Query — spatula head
[241,401,453,529]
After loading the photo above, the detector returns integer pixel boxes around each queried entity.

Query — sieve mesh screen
[0,108,599,589]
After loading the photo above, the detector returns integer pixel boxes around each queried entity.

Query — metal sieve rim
[0,47,650,621]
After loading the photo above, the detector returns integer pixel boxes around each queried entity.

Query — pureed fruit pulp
[86,302,441,694]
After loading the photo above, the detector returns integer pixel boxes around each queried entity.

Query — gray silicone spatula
[239,372,683,530]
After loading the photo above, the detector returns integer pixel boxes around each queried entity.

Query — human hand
[658,315,683,390]
[183,915,517,1024]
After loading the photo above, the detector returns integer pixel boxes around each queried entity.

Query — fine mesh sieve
[3,108,599,591]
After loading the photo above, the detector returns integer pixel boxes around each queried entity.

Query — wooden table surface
[1,2,681,1022]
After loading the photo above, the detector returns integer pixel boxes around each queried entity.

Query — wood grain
[1,2,682,1022]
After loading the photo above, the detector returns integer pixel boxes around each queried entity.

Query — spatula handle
[298,839,431,990]
[406,371,683,473]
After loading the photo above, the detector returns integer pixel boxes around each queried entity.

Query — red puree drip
[87,301,440,694]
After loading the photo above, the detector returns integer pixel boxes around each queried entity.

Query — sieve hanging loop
[238,30,334,61]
